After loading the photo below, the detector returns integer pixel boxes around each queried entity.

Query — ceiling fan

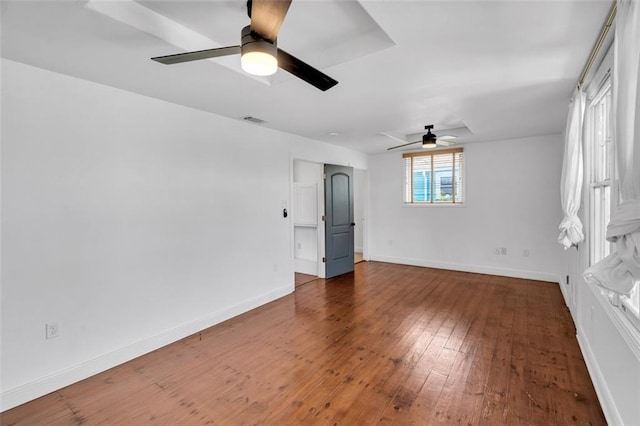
[150,0,338,92]
[385,125,456,151]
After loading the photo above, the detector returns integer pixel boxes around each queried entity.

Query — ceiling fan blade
[387,140,421,151]
[436,139,456,147]
[152,46,241,65]
[250,0,292,42]
[277,49,338,91]
[379,132,408,145]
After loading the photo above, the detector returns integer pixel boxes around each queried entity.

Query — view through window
[403,148,464,204]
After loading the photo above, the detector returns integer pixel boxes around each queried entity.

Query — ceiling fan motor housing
[241,25,277,58]
[423,131,437,143]
[422,127,437,148]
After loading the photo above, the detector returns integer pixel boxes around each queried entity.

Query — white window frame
[584,49,640,331]
[587,75,614,267]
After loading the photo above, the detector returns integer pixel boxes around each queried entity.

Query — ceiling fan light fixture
[241,50,278,76]
[422,131,437,148]
[240,25,278,76]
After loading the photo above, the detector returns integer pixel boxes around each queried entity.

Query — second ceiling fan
[386,125,456,151]
[150,0,338,92]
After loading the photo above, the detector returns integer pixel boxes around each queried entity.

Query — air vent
[242,116,266,125]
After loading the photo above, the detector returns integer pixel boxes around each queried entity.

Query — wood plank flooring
[295,272,319,287]
[2,262,605,425]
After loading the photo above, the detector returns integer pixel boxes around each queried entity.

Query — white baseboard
[0,284,292,412]
[576,329,623,426]
[369,255,562,283]
[558,281,575,302]
[558,277,570,303]
[557,276,578,323]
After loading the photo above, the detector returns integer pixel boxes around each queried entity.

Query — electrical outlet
[522,249,530,257]
[500,247,507,255]
[494,248,501,255]
[46,322,59,339]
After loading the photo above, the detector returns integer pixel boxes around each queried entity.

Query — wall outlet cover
[46,322,59,339]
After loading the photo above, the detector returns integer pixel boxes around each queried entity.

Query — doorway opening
[292,160,367,286]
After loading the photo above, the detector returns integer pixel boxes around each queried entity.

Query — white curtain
[584,0,640,296]
[558,90,586,249]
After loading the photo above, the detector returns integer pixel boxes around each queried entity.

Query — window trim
[583,46,640,329]
[402,147,464,205]
[586,77,615,266]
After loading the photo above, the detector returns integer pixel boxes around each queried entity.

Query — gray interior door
[325,164,355,278]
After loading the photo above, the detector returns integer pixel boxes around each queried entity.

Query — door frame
[290,157,368,281]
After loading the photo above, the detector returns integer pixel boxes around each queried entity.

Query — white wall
[572,269,640,425]
[0,59,367,410]
[353,169,367,253]
[368,135,568,282]
[293,160,322,275]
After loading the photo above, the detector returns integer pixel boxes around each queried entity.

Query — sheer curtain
[585,0,640,296]
[558,90,586,249]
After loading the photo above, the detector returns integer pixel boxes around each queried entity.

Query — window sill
[620,297,640,333]
[402,203,466,208]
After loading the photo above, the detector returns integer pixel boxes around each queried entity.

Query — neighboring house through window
[403,148,464,204]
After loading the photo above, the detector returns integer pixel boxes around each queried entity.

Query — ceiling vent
[241,116,266,125]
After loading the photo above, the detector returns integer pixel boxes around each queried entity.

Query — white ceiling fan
[384,125,457,151]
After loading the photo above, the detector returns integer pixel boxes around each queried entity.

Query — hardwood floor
[295,252,364,288]
[295,272,318,287]
[2,262,605,425]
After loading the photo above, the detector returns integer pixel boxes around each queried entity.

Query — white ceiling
[1,0,613,153]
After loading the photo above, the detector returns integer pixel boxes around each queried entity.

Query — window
[440,176,453,196]
[586,74,640,328]
[403,148,464,204]
[588,79,614,266]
